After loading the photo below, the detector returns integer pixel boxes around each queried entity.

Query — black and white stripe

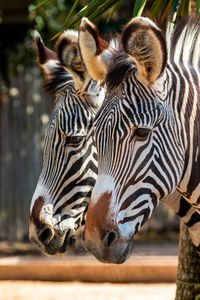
[40,82,100,228]
[91,17,200,249]
[29,30,105,255]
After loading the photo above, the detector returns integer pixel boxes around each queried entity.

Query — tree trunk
[175,220,200,300]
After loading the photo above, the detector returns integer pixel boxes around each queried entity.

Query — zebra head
[29,30,104,255]
[79,17,186,263]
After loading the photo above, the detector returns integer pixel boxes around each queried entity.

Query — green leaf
[106,0,121,23]
[196,0,200,13]
[167,0,180,22]
[89,0,120,21]
[31,0,56,11]
[63,0,110,29]
[62,0,80,28]
[133,0,147,17]
[66,0,118,29]
[50,30,63,41]
[169,0,180,13]
[76,0,106,17]
[177,0,190,16]
[150,0,167,19]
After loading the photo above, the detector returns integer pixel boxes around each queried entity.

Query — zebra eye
[65,136,85,146]
[134,128,151,140]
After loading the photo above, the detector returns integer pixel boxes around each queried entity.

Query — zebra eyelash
[62,135,86,147]
[130,127,152,141]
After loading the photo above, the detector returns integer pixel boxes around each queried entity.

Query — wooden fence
[0,65,179,242]
[0,65,53,241]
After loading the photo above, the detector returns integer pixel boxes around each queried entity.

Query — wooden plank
[0,255,178,283]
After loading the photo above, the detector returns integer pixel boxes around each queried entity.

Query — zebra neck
[177,151,200,206]
[177,103,200,206]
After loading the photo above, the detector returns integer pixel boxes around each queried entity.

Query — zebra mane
[102,34,135,91]
[43,60,74,95]
[168,17,200,69]
[104,50,136,91]
[104,34,120,51]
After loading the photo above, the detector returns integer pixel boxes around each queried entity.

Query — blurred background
[1,0,196,255]
[1,1,199,299]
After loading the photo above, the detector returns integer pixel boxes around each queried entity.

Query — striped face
[29,30,104,255]
[86,76,184,263]
[30,85,101,254]
[78,17,189,263]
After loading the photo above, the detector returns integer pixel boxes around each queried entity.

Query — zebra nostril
[38,227,54,245]
[104,230,119,248]
[68,235,76,247]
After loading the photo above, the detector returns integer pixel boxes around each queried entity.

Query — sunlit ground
[0,281,176,300]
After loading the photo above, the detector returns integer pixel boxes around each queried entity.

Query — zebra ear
[34,31,59,75]
[34,31,74,95]
[121,17,167,84]
[79,18,114,82]
[55,30,86,89]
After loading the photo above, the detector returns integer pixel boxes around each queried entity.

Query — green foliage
[29,0,73,44]
[197,0,200,13]
[27,0,200,47]
[29,0,126,41]
[133,0,147,17]
[30,0,200,40]
[2,0,200,73]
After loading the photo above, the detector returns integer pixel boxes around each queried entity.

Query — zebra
[78,17,200,263]
[29,30,105,255]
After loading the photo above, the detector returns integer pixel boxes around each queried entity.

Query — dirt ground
[0,281,176,300]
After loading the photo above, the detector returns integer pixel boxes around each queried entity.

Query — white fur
[34,30,43,42]
[91,174,115,205]
[62,29,78,41]
[100,49,113,66]
[43,59,59,75]
[30,183,52,212]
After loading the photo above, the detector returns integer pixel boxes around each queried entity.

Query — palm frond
[65,0,121,29]
[133,0,147,17]
[106,0,121,23]
[196,0,200,13]
[32,0,200,40]
[31,0,56,10]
